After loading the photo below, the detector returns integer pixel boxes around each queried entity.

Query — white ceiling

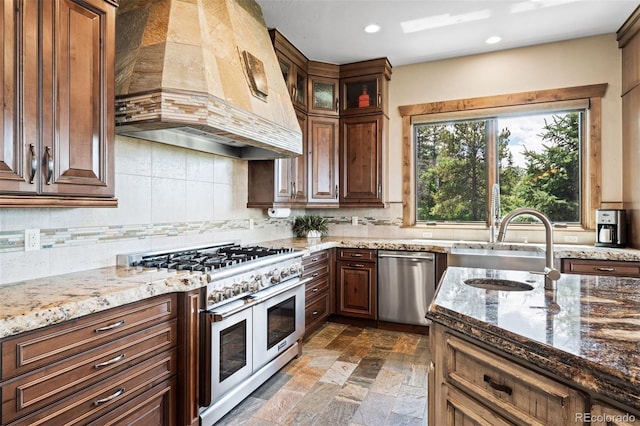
[255,0,639,66]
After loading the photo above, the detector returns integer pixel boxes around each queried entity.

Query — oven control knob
[240,281,250,292]
[223,288,234,298]
[232,283,243,295]
[209,291,223,304]
[270,274,281,284]
[289,265,299,275]
[250,279,261,291]
[280,269,289,278]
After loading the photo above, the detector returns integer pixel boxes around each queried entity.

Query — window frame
[399,84,607,230]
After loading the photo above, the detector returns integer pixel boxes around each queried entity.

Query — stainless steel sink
[463,278,534,291]
[448,245,546,271]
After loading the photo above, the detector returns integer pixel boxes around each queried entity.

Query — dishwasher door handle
[378,253,434,261]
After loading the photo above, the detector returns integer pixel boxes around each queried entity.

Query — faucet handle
[529,267,561,281]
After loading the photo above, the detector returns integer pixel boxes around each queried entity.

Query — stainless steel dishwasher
[377,250,436,326]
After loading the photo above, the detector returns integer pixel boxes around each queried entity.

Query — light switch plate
[25,229,40,251]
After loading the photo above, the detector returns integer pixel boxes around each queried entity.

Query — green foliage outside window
[415,111,581,223]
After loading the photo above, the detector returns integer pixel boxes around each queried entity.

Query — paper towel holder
[267,207,291,218]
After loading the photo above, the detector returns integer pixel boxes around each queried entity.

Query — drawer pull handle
[483,374,512,396]
[312,287,319,292]
[94,320,125,333]
[94,387,125,406]
[311,257,319,262]
[348,263,365,268]
[312,310,319,316]
[312,272,319,277]
[594,267,615,272]
[349,253,364,257]
[94,353,126,368]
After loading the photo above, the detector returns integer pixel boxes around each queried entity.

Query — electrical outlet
[25,229,40,252]
[351,216,358,226]
[422,231,433,238]
[564,235,578,243]
[249,218,254,230]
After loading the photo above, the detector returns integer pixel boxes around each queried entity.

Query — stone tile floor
[215,322,430,425]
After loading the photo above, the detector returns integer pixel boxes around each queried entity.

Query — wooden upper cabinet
[0,0,39,194]
[309,75,339,116]
[339,58,391,117]
[41,0,115,197]
[270,29,307,112]
[0,0,116,206]
[308,116,339,205]
[340,115,385,206]
[308,61,340,116]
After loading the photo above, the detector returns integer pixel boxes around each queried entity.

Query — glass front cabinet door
[309,76,339,116]
[341,76,382,115]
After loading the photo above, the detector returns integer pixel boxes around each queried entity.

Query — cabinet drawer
[6,351,175,426]
[1,294,176,379]
[305,276,330,301]
[562,259,640,277]
[87,378,176,426]
[337,248,376,262]
[1,321,176,424]
[444,334,587,426]
[303,261,330,281]
[305,293,330,332]
[590,401,640,425]
[302,250,329,266]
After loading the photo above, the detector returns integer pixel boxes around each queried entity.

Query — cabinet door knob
[335,98,339,112]
[29,144,37,184]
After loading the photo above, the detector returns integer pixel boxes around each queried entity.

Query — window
[415,109,583,223]
[399,84,607,229]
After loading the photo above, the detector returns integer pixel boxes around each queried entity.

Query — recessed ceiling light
[364,24,381,34]
[486,36,502,44]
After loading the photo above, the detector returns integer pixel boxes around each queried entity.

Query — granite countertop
[427,266,640,412]
[1,236,639,340]
[0,266,209,338]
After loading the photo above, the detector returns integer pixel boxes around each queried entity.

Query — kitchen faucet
[497,207,561,289]
[489,183,501,243]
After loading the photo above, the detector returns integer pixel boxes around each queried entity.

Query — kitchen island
[427,266,640,424]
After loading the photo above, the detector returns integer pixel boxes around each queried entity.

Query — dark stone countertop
[427,266,640,412]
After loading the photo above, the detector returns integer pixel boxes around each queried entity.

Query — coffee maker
[595,209,626,248]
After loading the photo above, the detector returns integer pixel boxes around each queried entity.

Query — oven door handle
[248,276,312,305]
[207,277,312,322]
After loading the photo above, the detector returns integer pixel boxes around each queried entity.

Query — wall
[0,34,625,285]
[314,34,624,244]
[0,136,296,285]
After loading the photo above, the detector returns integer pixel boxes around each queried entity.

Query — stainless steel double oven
[117,243,308,426]
[199,248,308,426]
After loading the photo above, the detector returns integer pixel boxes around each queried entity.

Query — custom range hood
[115,0,302,159]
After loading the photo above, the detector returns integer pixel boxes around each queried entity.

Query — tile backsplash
[0,136,294,285]
[0,135,596,286]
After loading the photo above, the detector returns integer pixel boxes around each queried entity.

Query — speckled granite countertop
[0,267,208,338]
[427,267,640,412]
[1,237,638,340]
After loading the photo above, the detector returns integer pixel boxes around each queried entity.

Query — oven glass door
[253,282,305,370]
[211,306,253,401]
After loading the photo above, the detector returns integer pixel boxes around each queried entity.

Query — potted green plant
[292,215,329,238]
